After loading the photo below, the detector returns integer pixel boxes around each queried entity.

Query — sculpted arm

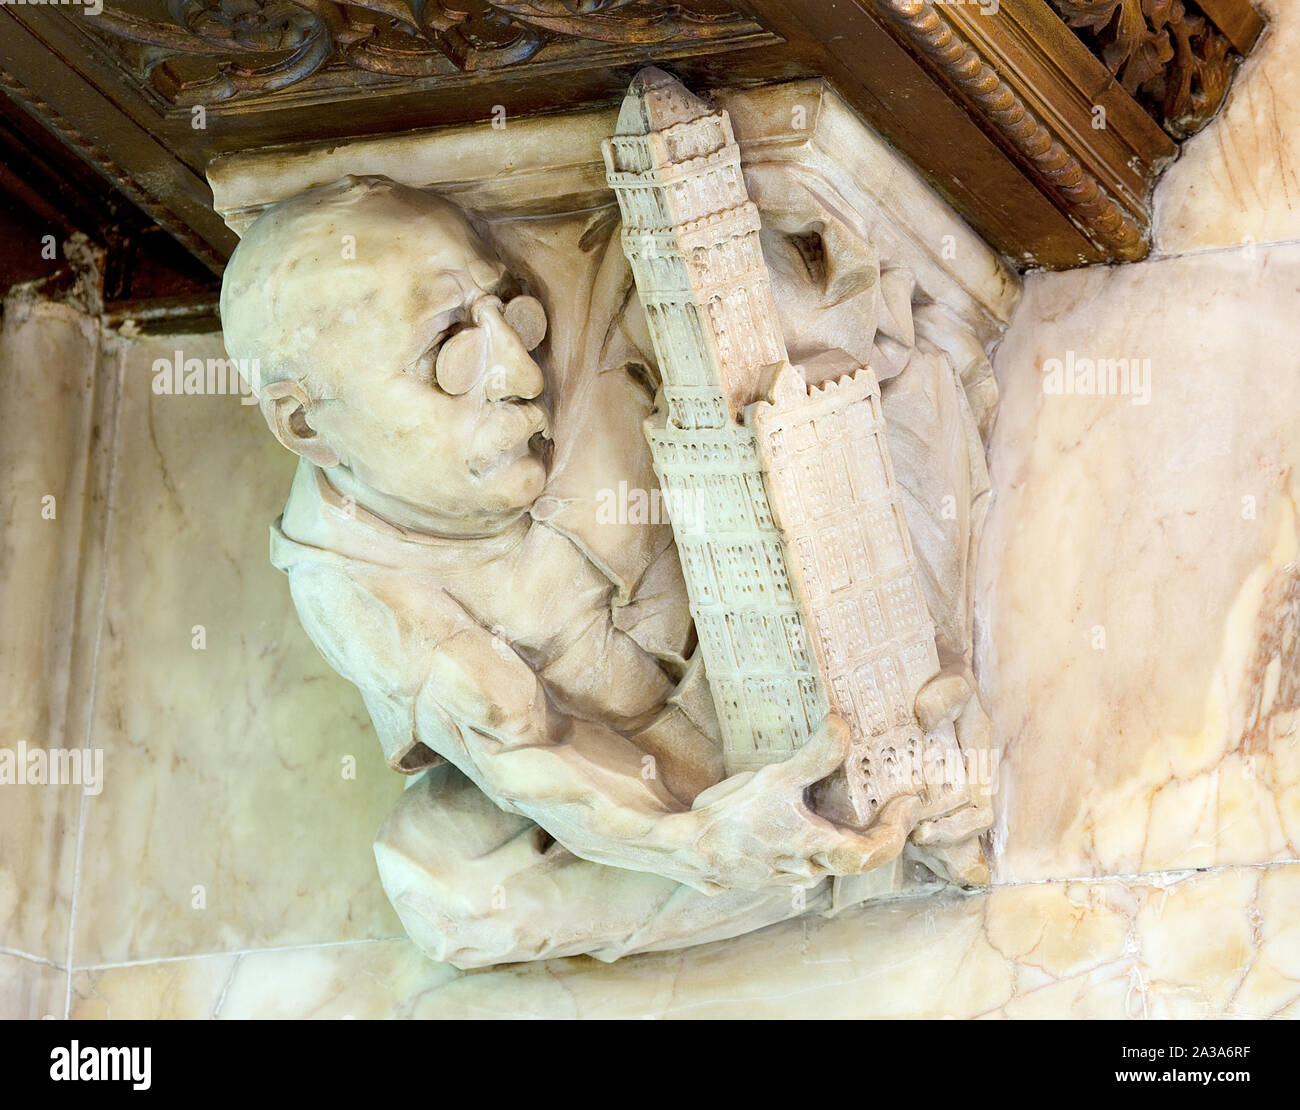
[424,644,919,895]
[287,561,918,894]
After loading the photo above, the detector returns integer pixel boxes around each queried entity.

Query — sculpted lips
[472,401,551,476]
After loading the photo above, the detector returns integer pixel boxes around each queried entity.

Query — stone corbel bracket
[209,76,1017,903]
[209,77,1019,351]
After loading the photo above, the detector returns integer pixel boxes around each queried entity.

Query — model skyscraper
[603,69,966,823]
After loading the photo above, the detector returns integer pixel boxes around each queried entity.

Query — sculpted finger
[690,769,756,810]
[773,855,817,880]
[871,794,924,836]
[844,795,922,872]
[911,802,992,846]
[915,667,972,731]
[803,795,920,876]
[953,694,992,751]
[772,713,851,786]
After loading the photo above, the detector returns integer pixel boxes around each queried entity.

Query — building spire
[603,67,787,417]
[615,67,713,136]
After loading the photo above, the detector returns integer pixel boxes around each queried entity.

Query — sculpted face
[313,231,551,534]
[221,177,552,536]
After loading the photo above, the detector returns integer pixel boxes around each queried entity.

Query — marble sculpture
[218,69,995,967]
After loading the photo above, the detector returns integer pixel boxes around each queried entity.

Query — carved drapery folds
[92,0,764,104]
[1048,0,1242,138]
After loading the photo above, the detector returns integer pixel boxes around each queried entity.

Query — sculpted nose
[479,304,545,402]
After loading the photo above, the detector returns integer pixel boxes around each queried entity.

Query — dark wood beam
[0,0,1267,275]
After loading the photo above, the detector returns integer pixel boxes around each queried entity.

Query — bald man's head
[221,175,507,397]
[219,175,552,536]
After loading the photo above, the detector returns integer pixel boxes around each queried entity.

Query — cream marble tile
[0,298,102,963]
[66,866,1300,1019]
[70,955,238,1020]
[216,943,456,1019]
[1230,865,1300,1017]
[69,943,442,1019]
[1155,1,1300,254]
[426,867,1298,1019]
[0,954,67,1020]
[980,244,1300,882]
[70,332,404,966]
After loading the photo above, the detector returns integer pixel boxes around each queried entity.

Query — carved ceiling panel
[1047,0,1264,138]
[0,0,1266,283]
[87,0,777,109]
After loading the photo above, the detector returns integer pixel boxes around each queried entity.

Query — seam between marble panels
[210,954,241,1019]
[0,946,67,971]
[64,338,127,1020]
[63,859,1300,975]
[1149,234,1300,262]
[70,933,410,974]
[1040,233,1300,275]
[989,857,1300,889]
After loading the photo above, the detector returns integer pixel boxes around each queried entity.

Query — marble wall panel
[0,298,101,982]
[979,244,1300,882]
[68,332,403,966]
[0,954,67,1021]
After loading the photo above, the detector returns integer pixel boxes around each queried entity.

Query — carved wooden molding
[91,0,775,107]
[0,62,231,273]
[1046,0,1265,138]
[869,0,1150,261]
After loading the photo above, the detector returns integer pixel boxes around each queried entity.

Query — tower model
[602,68,967,823]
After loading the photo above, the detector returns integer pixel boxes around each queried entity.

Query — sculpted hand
[912,665,994,847]
[656,714,921,894]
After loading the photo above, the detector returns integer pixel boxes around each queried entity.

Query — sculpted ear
[261,379,340,469]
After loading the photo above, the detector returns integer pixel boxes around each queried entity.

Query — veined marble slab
[68,864,1300,1019]
[980,241,1300,882]
[67,332,404,965]
[0,954,66,1021]
[0,297,102,969]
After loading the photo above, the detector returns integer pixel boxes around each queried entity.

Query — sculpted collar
[270,459,530,577]
[313,466,531,551]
